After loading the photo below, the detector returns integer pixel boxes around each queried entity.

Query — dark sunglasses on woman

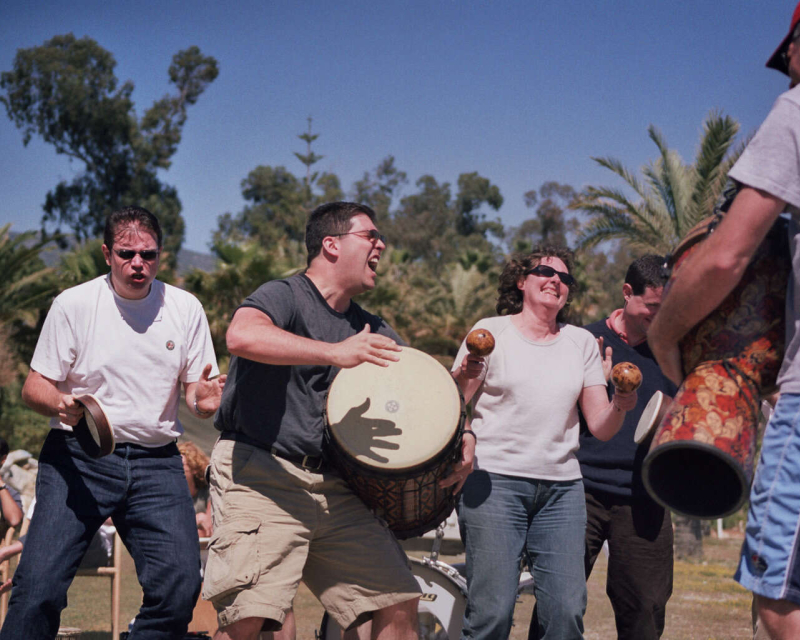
[524,264,576,286]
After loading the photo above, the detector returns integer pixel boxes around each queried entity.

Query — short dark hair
[305,202,377,267]
[103,206,162,250]
[625,254,667,295]
[496,245,577,323]
[0,437,9,459]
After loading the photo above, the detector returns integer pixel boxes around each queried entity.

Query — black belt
[219,431,326,471]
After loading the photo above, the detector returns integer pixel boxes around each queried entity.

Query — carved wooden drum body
[643,217,791,518]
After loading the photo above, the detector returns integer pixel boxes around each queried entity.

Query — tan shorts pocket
[202,515,262,603]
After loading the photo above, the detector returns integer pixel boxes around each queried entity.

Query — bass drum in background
[318,557,466,640]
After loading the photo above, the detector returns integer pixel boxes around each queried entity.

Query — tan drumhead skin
[634,390,664,444]
[327,347,462,470]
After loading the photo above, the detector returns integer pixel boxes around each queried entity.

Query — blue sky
[0,1,794,252]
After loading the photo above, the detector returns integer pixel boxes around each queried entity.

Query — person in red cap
[649,4,800,639]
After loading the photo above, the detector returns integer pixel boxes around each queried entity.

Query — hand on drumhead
[597,337,613,382]
[440,429,476,493]
[333,325,402,368]
[58,394,84,427]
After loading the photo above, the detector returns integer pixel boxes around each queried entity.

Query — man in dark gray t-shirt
[204,202,473,640]
[214,272,404,461]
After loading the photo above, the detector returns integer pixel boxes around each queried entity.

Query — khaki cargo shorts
[202,438,420,631]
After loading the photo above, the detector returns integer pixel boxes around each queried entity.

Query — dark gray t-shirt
[214,273,403,458]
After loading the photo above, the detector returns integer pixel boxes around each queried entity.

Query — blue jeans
[457,471,586,640]
[0,430,201,640]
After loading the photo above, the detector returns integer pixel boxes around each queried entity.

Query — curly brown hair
[178,441,210,490]
[496,245,577,323]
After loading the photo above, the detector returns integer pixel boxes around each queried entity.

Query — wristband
[0,485,7,491]
[194,398,214,418]
[463,430,477,443]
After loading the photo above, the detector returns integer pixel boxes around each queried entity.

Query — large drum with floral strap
[642,215,790,518]
[324,347,465,539]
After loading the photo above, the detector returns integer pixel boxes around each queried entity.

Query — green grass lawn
[10,532,751,639]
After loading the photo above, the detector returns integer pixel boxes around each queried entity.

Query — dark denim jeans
[0,430,201,640]
[457,470,587,640]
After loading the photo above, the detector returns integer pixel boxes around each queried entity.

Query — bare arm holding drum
[649,187,784,384]
[22,370,85,427]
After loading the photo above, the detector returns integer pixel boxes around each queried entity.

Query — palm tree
[573,111,743,255]
[0,224,59,451]
[0,224,57,327]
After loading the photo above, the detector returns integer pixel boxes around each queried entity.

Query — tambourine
[73,394,115,458]
[634,391,667,445]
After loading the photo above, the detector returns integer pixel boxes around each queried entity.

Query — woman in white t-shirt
[452,246,637,640]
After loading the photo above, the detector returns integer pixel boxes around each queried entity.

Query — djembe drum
[642,216,791,518]
[324,347,465,539]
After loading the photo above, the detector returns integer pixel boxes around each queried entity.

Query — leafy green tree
[351,156,408,228]
[572,111,742,254]
[508,182,579,252]
[390,173,504,264]
[216,122,343,248]
[0,34,218,265]
[295,116,324,190]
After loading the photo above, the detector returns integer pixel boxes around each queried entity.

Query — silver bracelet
[194,398,214,418]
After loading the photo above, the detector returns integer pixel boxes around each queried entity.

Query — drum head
[327,347,462,471]
[634,391,664,445]
[74,394,115,458]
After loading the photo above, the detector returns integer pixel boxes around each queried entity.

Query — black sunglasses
[334,229,387,244]
[524,264,576,286]
[114,249,160,261]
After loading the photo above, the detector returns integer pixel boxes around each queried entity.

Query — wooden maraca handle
[611,362,642,393]
[466,329,495,357]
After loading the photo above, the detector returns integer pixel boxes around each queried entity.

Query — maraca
[466,329,495,357]
[611,362,642,393]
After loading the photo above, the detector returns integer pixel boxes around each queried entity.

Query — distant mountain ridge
[8,229,217,277]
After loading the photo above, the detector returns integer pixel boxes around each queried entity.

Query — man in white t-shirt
[649,5,800,638]
[0,206,225,640]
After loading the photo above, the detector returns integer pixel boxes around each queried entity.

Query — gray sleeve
[239,279,296,329]
[729,93,800,210]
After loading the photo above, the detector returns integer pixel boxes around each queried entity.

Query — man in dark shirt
[576,255,676,640]
[204,202,474,640]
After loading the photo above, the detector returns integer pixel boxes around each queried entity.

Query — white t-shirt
[30,275,218,446]
[452,316,606,481]
[729,84,800,393]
